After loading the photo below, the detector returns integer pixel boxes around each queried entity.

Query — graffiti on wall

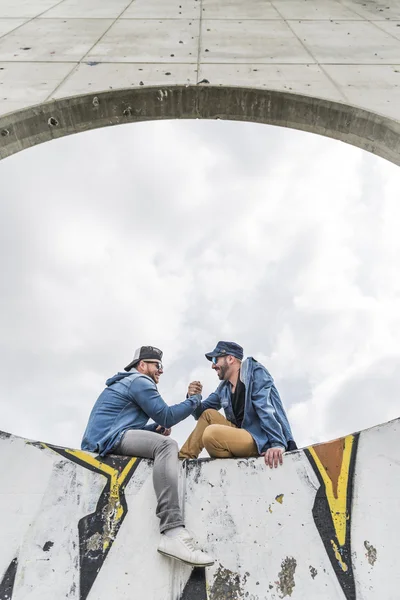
[0,442,142,600]
[0,432,362,600]
[0,557,18,600]
[49,446,142,600]
[180,567,207,600]
[305,434,359,600]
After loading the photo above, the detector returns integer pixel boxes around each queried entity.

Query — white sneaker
[157,529,214,567]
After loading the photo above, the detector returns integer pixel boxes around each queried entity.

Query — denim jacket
[82,370,201,456]
[194,357,295,453]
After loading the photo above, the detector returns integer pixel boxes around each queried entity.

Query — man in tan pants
[179,341,297,467]
[179,394,259,459]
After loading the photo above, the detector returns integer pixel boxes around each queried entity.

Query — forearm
[132,383,201,428]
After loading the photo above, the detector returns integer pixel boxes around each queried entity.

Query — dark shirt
[231,375,245,428]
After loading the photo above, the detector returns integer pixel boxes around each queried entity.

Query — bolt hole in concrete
[0,119,399,451]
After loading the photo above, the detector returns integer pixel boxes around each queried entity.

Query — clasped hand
[187,380,203,396]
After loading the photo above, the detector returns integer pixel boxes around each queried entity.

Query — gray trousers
[115,430,183,533]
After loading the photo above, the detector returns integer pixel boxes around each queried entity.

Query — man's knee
[200,408,220,423]
[202,424,221,452]
[158,436,179,454]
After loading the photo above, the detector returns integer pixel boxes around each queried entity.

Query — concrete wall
[1,418,399,599]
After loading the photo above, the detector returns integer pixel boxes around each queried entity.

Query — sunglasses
[145,360,163,371]
[211,356,222,365]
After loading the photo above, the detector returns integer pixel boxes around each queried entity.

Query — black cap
[124,346,163,371]
[205,341,244,361]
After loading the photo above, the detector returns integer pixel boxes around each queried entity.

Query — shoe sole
[157,549,214,567]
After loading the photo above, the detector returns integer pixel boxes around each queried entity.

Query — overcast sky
[0,119,399,452]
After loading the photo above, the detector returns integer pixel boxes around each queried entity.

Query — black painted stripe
[0,557,18,600]
[180,568,207,600]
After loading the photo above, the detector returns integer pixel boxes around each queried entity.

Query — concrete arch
[1,84,400,165]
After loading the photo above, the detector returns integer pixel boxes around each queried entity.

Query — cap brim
[205,351,220,361]
[124,360,139,372]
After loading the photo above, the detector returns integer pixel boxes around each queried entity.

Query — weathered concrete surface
[0,0,400,122]
[1,85,400,165]
[0,418,399,599]
[1,0,400,166]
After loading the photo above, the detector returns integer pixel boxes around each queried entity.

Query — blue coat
[82,370,201,456]
[194,357,295,453]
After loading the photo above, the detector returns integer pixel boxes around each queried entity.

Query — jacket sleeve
[193,391,221,420]
[251,370,286,450]
[128,377,201,429]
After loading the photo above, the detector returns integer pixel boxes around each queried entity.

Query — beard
[145,367,158,384]
[217,360,229,380]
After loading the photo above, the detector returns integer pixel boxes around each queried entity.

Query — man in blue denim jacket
[81,345,214,567]
[179,341,297,468]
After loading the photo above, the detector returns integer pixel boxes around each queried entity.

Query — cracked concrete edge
[0,84,399,165]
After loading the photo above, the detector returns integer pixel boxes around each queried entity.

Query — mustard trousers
[179,409,258,459]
